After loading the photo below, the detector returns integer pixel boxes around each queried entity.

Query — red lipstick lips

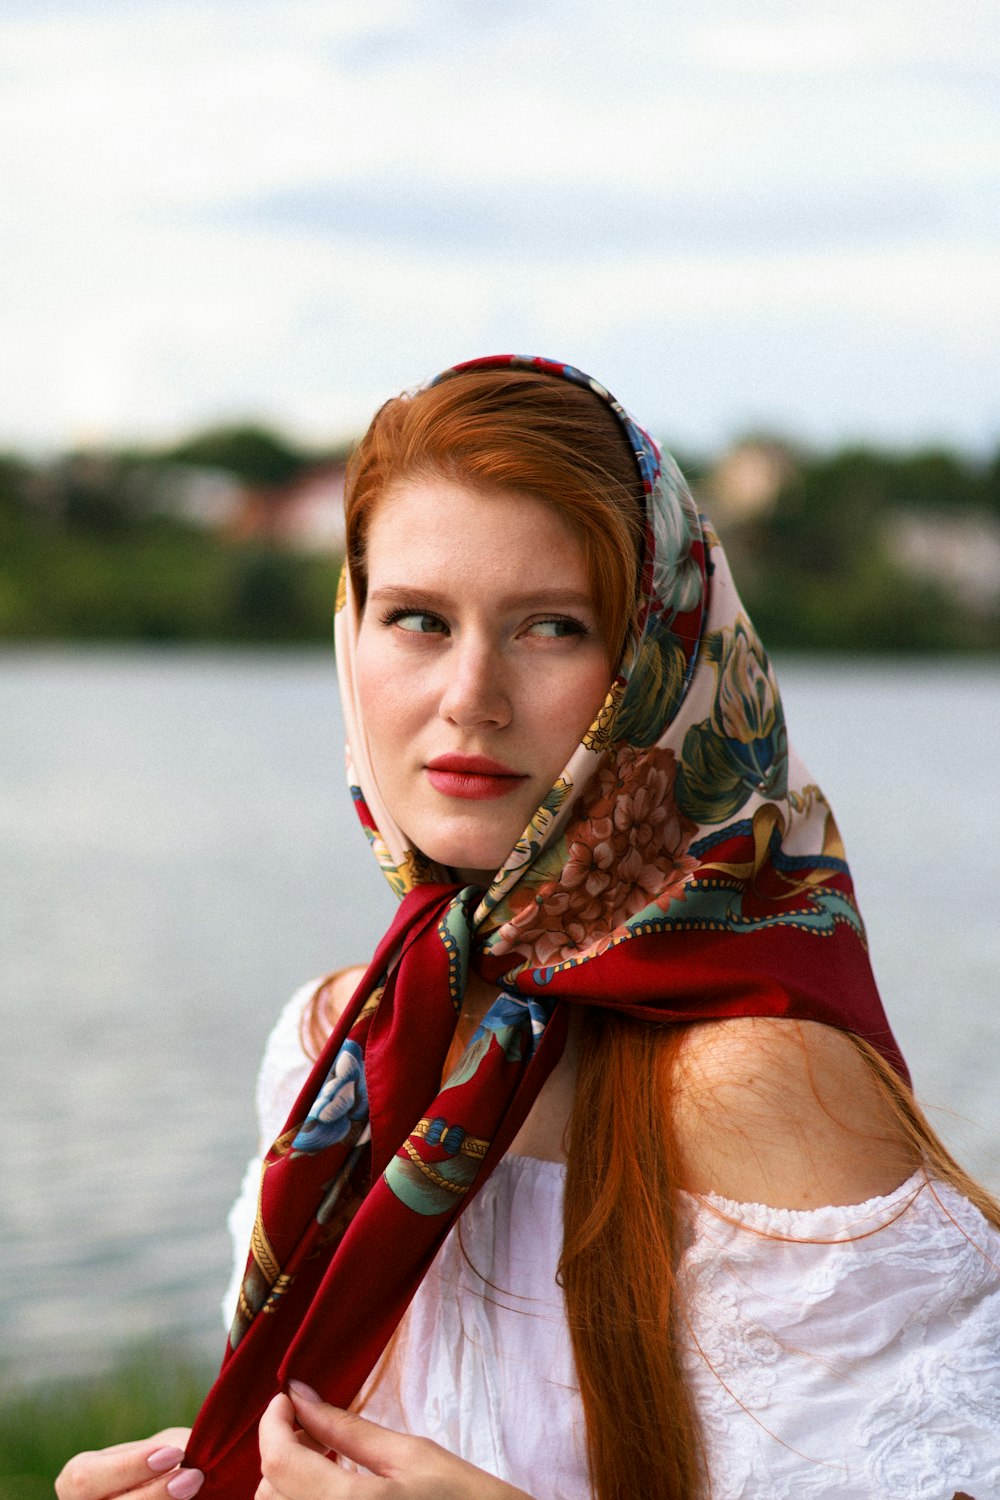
[425,754,528,801]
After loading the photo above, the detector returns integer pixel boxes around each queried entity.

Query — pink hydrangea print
[492,746,698,967]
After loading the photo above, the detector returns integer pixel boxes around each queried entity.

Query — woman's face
[356,476,612,885]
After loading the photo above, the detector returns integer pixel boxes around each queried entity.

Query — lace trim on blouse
[223,984,1000,1500]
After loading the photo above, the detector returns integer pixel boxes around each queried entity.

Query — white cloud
[690,1,1000,73]
[538,242,1000,333]
[0,0,996,451]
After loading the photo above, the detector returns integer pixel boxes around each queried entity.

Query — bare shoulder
[307,964,368,1037]
[671,1017,919,1209]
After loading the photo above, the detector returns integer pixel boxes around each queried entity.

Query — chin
[413,811,523,881]
[421,837,512,886]
[437,852,508,886]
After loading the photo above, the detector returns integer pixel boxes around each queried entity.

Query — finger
[287,1384,414,1476]
[54,1461,196,1500]
[258,1394,355,1498]
[164,1468,205,1500]
[55,1431,197,1500]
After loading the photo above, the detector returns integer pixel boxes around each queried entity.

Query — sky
[2,0,999,457]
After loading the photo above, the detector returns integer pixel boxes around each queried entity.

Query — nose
[438,636,511,730]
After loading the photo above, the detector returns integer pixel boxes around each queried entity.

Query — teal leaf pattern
[614,624,689,749]
[676,617,788,825]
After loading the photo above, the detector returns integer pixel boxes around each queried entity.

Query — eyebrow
[367,585,596,611]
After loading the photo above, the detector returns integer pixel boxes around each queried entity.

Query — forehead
[364,476,591,586]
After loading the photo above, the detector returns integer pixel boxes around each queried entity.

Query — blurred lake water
[2,649,998,1388]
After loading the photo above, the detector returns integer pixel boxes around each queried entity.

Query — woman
[58,356,1000,1500]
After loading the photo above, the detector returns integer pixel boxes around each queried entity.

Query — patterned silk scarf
[184,355,906,1495]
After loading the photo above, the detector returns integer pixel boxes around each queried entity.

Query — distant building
[149,459,348,554]
[150,464,247,530]
[274,462,347,553]
[226,462,347,554]
[887,511,1000,613]
[702,439,799,523]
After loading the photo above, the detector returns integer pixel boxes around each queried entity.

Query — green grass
[0,1345,214,1499]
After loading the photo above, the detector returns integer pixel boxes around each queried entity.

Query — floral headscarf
[184,355,905,1495]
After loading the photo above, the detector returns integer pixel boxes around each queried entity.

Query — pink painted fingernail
[288,1378,323,1404]
[166,1468,204,1499]
[148,1446,185,1473]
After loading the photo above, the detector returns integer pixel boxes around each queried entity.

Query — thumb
[287,1382,411,1473]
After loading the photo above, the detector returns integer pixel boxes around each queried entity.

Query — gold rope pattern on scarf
[400,1138,472,1195]
[411,1118,490,1158]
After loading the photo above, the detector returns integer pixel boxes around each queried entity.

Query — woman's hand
[257,1383,533,1500]
[54,1428,203,1500]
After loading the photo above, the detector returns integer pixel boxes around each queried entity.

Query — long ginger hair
[335,367,1000,1500]
[344,367,644,668]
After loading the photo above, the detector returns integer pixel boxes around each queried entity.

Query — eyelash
[377,607,590,639]
[378,606,446,633]
[530,616,590,639]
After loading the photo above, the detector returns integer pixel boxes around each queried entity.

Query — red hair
[332,366,1000,1500]
[344,367,645,667]
[343,367,707,1495]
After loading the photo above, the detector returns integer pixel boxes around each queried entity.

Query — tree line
[1,423,998,652]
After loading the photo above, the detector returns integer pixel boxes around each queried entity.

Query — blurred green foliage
[712,445,1000,654]
[0,1345,212,1499]
[165,423,315,488]
[0,443,340,643]
[0,425,997,651]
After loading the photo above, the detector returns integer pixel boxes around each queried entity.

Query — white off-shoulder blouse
[224,986,1000,1499]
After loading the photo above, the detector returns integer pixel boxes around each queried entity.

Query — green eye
[529,618,586,638]
[393,611,446,633]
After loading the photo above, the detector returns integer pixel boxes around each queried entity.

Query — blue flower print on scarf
[292,1039,370,1154]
